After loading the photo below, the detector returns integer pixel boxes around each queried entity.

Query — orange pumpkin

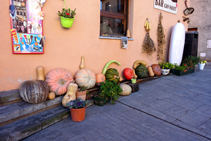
[45,68,73,95]
[75,69,96,89]
[95,73,105,85]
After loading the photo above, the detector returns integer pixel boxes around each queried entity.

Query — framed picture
[9,0,45,54]
[121,37,128,49]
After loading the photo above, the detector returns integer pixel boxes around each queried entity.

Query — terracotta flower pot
[76,90,87,100]
[70,107,86,122]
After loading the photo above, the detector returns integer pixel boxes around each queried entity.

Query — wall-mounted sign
[9,0,45,54]
[154,0,178,14]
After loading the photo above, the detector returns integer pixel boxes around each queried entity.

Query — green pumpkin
[105,68,120,84]
[135,64,148,78]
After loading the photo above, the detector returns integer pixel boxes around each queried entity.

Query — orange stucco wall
[0,0,188,91]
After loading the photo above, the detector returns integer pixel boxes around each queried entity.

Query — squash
[19,80,49,104]
[45,68,73,95]
[102,60,121,75]
[151,64,161,76]
[123,68,134,80]
[133,60,147,69]
[80,56,85,69]
[147,66,154,77]
[48,92,55,100]
[135,64,148,78]
[133,69,138,79]
[120,83,132,96]
[36,66,45,81]
[62,83,78,107]
[105,68,120,84]
[75,69,96,89]
[95,73,105,86]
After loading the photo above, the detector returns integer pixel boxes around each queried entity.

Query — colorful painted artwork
[9,0,45,54]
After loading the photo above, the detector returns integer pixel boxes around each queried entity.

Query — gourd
[105,68,120,84]
[62,83,78,107]
[19,80,49,104]
[133,60,147,69]
[120,83,132,96]
[75,69,96,89]
[48,92,55,100]
[133,69,138,78]
[135,64,148,78]
[45,68,73,95]
[151,64,161,76]
[102,60,121,75]
[36,66,45,81]
[95,73,105,85]
[123,68,135,80]
[80,56,85,69]
[147,66,154,77]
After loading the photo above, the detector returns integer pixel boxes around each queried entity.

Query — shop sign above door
[154,0,178,14]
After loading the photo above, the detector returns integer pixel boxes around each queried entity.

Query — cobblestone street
[24,65,211,141]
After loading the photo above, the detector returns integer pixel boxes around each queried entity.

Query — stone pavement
[24,65,211,141]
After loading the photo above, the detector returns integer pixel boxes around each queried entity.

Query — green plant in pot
[94,80,122,105]
[76,86,88,101]
[58,1,76,28]
[198,59,207,70]
[159,62,174,75]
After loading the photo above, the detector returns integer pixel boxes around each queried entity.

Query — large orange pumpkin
[95,73,105,85]
[45,68,73,95]
[75,69,96,89]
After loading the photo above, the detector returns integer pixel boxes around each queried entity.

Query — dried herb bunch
[157,13,166,61]
[142,33,156,56]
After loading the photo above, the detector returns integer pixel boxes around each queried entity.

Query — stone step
[0,89,21,106]
[0,96,63,125]
[0,100,94,141]
[0,106,70,141]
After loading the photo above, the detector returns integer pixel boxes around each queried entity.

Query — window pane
[100,16,125,37]
[100,0,125,14]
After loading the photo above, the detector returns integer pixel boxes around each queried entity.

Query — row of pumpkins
[19,57,162,105]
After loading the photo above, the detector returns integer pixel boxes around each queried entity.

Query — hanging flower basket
[60,17,75,28]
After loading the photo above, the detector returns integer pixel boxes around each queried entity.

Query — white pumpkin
[120,83,132,96]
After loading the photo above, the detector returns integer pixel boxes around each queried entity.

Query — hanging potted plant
[58,0,76,28]
[66,98,87,122]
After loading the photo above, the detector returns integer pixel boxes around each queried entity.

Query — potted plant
[66,98,87,122]
[76,86,87,100]
[174,64,188,76]
[159,62,174,75]
[94,80,122,105]
[58,7,76,28]
[198,60,207,70]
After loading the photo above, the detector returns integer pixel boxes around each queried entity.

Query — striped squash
[75,69,96,89]
[19,80,49,104]
[45,68,73,95]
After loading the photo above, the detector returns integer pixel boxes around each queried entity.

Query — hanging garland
[157,13,166,62]
[142,19,156,56]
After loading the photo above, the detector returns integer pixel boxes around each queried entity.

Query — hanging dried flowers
[157,13,166,62]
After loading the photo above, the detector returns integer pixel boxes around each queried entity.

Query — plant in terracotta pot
[76,86,88,100]
[58,2,76,29]
[66,98,87,122]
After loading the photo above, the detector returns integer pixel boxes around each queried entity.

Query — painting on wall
[154,0,178,14]
[9,0,45,54]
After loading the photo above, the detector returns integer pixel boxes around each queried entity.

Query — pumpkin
[133,60,147,69]
[75,69,96,89]
[95,73,105,85]
[48,92,55,100]
[36,66,45,81]
[105,68,120,84]
[123,68,134,80]
[19,80,49,104]
[62,83,78,107]
[120,83,132,96]
[45,68,73,95]
[151,64,161,76]
[135,64,148,78]
[147,66,154,77]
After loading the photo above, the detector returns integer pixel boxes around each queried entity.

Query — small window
[100,0,128,37]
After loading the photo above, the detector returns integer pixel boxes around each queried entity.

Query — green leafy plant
[159,62,174,69]
[174,64,187,71]
[58,8,76,18]
[78,86,88,92]
[182,56,200,68]
[199,59,207,64]
[99,80,122,104]
[66,98,87,109]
